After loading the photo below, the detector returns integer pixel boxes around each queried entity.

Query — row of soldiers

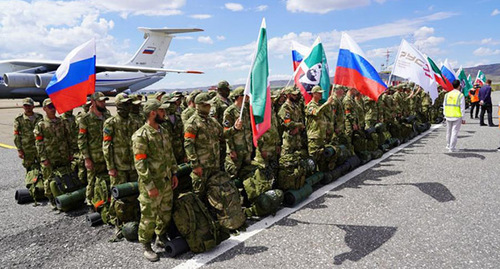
[14,80,446,261]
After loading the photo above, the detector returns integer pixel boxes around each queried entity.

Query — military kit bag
[277,153,307,191]
[173,192,219,253]
[24,167,45,200]
[207,171,246,230]
[243,163,274,202]
[52,165,83,193]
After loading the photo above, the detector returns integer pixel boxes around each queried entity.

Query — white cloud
[256,5,268,12]
[198,36,214,44]
[491,9,500,16]
[190,14,212,19]
[286,0,389,14]
[91,0,185,18]
[413,26,434,39]
[216,36,226,41]
[225,3,244,12]
[473,47,500,56]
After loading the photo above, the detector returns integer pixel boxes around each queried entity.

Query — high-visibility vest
[444,90,463,118]
[470,88,479,103]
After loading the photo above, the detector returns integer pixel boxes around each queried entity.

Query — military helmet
[22,97,35,106]
[230,86,245,100]
[115,93,131,104]
[91,92,109,101]
[42,98,53,107]
[194,92,213,105]
[311,85,323,93]
[217,80,231,90]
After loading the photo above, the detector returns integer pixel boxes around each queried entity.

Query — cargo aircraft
[0,27,204,104]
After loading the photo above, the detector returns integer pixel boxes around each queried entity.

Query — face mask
[117,103,130,118]
[219,89,230,99]
[196,104,211,115]
[97,105,107,113]
[154,114,165,124]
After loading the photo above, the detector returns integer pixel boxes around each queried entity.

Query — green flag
[474,70,486,86]
[457,67,472,96]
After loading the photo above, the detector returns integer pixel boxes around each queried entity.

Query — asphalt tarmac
[0,93,499,268]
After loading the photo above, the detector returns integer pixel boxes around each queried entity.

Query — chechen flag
[244,18,271,147]
[291,41,310,71]
[45,39,96,114]
[475,70,486,86]
[294,37,330,104]
[334,32,386,101]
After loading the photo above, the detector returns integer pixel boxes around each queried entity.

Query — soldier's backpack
[207,171,246,230]
[24,167,45,200]
[173,192,219,253]
[277,152,307,191]
[49,165,82,197]
[243,162,274,202]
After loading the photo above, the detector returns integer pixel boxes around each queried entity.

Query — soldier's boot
[143,243,159,262]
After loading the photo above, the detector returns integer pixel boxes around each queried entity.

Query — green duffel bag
[207,171,246,230]
[277,152,307,191]
[24,167,45,200]
[173,192,219,253]
[243,163,273,202]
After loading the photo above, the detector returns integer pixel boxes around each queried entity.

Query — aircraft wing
[1,59,203,74]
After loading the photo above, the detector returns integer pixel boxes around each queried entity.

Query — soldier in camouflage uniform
[305,86,335,171]
[184,93,223,203]
[14,98,44,202]
[278,87,306,156]
[14,98,43,174]
[129,95,145,130]
[161,95,186,164]
[34,99,74,208]
[211,80,232,168]
[78,92,110,208]
[343,87,360,154]
[223,87,254,179]
[103,93,140,232]
[181,90,202,122]
[132,100,178,262]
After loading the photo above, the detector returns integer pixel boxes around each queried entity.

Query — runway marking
[174,124,441,269]
[0,143,16,149]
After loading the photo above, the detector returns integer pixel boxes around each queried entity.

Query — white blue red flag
[46,39,96,114]
[440,59,456,86]
[334,32,386,101]
[291,41,310,71]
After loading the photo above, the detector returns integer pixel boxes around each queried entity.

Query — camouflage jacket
[162,112,185,163]
[343,95,359,134]
[256,106,280,158]
[354,97,366,129]
[331,96,345,134]
[210,95,232,124]
[129,112,145,132]
[181,106,196,123]
[78,111,110,164]
[305,100,330,140]
[34,116,73,167]
[223,103,253,154]
[363,96,379,128]
[132,123,178,192]
[184,111,223,170]
[103,114,135,171]
[14,112,43,153]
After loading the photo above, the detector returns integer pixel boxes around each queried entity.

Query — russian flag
[46,39,96,114]
[440,59,456,86]
[334,32,386,101]
[291,41,310,71]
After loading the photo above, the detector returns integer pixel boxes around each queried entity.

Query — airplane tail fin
[126,27,203,68]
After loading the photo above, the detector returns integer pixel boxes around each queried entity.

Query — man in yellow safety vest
[443,80,465,152]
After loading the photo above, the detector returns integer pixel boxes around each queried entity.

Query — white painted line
[174,124,441,269]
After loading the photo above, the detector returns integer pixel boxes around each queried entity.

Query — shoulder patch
[223,120,231,128]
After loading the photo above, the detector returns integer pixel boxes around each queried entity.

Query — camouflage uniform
[78,92,110,207]
[34,99,74,202]
[342,91,359,149]
[14,99,43,170]
[103,93,140,226]
[305,86,334,171]
[184,93,223,202]
[130,96,146,130]
[223,88,253,179]
[181,90,202,123]
[278,90,305,156]
[161,97,186,164]
[132,100,178,245]
[255,105,280,166]
[364,96,379,129]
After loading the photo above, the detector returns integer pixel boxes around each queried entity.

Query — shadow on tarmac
[461,148,498,153]
[333,224,397,265]
[333,169,403,191]
[368,182,456,203]
[444,152,486,160]
[208,242,269,264]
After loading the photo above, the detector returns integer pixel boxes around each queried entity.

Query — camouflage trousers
[224,151,253,180]
[21,150,38,169]
[308,139,335,172]
[85,162,107,206]
[108,170,139,227]
[191,167,219,204]
[281,132,303,156]
[138,179,173,244]
[93,173,111,223]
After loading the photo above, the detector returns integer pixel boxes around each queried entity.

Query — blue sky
[0,0,499,90]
